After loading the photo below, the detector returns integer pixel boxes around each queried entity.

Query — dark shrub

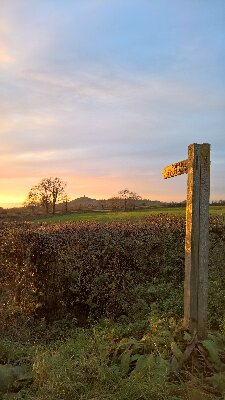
[0,216,224,326]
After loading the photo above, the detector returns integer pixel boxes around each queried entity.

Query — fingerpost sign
[163,143,210,339]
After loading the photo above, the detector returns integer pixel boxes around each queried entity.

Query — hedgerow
[0,215,224,327]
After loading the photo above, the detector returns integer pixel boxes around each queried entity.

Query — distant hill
[69,196,99,209]
[1,195,205,215]
[62,196,165,211]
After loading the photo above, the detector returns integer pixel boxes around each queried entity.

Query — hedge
[0,215,224,324]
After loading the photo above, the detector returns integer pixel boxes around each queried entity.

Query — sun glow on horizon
[0,196,24,207]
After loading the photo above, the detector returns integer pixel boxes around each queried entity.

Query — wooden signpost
[163,143,210,339]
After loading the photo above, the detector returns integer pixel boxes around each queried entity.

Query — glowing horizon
[0,171,224,209]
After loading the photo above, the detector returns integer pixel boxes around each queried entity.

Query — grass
[34,205,225,224]
[2,315,225,400]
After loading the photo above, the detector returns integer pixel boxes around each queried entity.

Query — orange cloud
[0,44,13,64]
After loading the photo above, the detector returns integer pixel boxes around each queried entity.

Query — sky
[0,0,225,207]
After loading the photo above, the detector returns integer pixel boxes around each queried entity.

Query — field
[0,212,225,399]
[35,205,225,224]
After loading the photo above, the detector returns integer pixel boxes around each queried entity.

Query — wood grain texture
[198,144,210,339]
[184,143,201,333]
[183,143,210,339]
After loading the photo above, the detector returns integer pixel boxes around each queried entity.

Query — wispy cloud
[0,0,224,205]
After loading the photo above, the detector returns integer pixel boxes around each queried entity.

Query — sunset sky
[0,0,225,207]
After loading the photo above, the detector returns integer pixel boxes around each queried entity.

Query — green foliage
[6,319,182,400]
[33,208,187,224]
[1,317,225,399]
[202,338,225,371]
[0,216,185,324]
[209,373,225,394]
[0,337,32,366]
[208,221,225,329]
[33,205,225,224]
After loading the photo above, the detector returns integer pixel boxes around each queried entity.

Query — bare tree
[62,194,70,213]
[25,177,67,214]
[118,189,130,211]
[108,196,122,211]
[128,191,142,210]
[24,186,40,213]
[118,189,141,211]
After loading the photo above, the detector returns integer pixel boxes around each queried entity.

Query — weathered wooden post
[163,143,210,339]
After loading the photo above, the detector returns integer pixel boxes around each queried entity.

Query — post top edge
[188,143,211,146]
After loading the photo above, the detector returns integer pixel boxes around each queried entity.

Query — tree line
[24,176,223,215]
[24,177,142,215]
